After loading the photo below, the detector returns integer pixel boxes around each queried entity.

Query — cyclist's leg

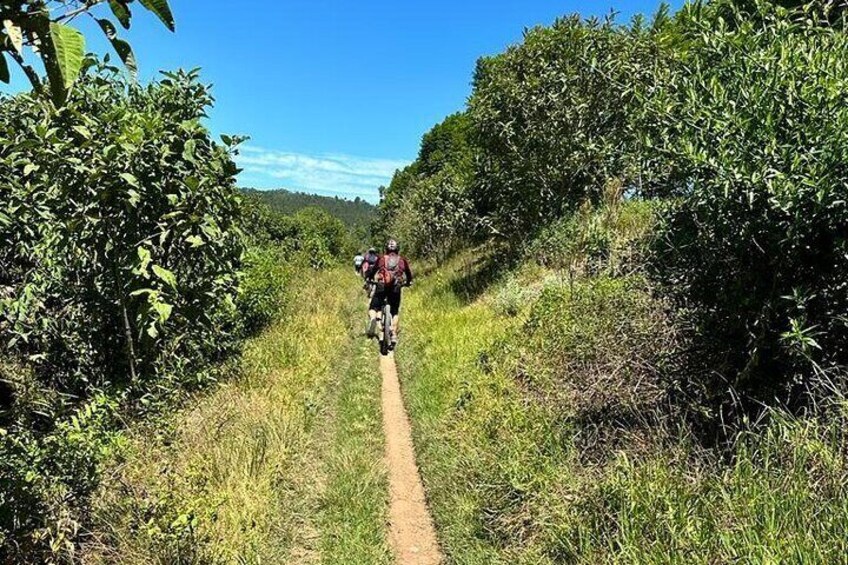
[389,292,401,344]
[367,292,380,337]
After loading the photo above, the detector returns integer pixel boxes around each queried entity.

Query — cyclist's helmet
[385,239,399,253]
[368,247,377,254]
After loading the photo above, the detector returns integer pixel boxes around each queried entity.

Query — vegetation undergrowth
[398,244,848,564]
[84,269,390,564]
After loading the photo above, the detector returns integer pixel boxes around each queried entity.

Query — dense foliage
[375,113,474,257]
[378,0,848,419]
[644,2,848,410]
[0,65,244,560]
[0,65,352,561]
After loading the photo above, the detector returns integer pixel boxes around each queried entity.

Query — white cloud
[235,145,410,203]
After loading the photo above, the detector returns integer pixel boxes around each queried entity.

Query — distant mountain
[242,188,376,229]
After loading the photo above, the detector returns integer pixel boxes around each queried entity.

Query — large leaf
[108,0,133,29]
[45,22,86,104]
[97,19,137,75]
[0,52,8,84]
[139,0,175,32]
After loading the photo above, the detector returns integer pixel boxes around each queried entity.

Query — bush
[0,65,244,560]
[645,2,848,405]
[238,246,292,334]
[289,207,354,268]
[468,13,665,242]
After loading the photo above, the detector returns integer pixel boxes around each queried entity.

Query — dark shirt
[364,251,379,268]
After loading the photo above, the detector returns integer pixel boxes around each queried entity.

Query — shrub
[238,246,292,335]
[645,2,848,405]
[0,65,244,560]
[468,13,666,242]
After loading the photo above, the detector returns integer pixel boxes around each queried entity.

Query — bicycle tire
[382,302,392,353]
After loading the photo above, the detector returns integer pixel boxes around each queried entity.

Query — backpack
[377,254,405,291]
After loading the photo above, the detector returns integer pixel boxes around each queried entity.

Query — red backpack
[376,254,405,290]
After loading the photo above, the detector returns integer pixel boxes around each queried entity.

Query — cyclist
[362,247,379,274]
[361,246,380,296]
[353,251,365,274]
[366,239,413,348]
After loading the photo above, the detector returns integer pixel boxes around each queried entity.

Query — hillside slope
[396,249,848,564]
[244,188,375,230]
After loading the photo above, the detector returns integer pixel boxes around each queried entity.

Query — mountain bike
[370,283,410,356]
[369,292,394,356]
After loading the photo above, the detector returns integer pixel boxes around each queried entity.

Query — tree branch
[53,0,106,23]
[6,47,43,92]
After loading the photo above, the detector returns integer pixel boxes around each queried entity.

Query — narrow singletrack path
[380,353,443,564]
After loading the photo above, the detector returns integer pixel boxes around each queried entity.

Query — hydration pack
[377,254,405,290]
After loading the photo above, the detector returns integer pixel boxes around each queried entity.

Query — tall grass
[397,250,848,564]
[84,270,390,564]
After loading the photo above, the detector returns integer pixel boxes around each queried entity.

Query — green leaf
[120,172,140,187]
[153,301,173,323]
[46,22,86,103]
[152,265,177,289]
[0,53,7,84]
[97,19,137,75]
[185,234,205,248]
[127,189,141,206]
[108,0,133,29]
[135,247,152,275]
[72,125,92,139]
[129,288,155,297]
[182,139,197,163]
[139,0,176,32]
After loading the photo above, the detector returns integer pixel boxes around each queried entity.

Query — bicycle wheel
[382,302,392,355]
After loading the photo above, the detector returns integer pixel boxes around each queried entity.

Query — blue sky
[2,0,680,202]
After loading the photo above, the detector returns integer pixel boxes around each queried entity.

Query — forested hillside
[244,188,376,230]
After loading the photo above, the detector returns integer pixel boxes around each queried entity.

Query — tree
[0,0,174,105]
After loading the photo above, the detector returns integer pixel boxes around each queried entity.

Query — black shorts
[370,290,401,316]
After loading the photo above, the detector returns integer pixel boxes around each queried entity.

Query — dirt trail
[381,353,443,564]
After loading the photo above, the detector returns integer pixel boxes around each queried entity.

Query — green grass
[397,252,848,564]
[85,269,390,564]
[318,320,392,564]
[82,250,848,564]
